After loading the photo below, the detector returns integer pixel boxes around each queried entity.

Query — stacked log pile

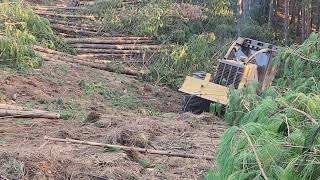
[65,37,161,61]
[31,4,162,62]
[34,46,145,76]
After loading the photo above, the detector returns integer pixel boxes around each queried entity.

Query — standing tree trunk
[305,0,312,36]
[243,0,250,23]
[284,0,289,46]
[237,0,244,36]
[268,0,274,27]
[301,0,306,41]
[318,0,320,33]
[289,0,296,24]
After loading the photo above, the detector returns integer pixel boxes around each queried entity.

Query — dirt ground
[0,1,226,179]
[0,61,226,180]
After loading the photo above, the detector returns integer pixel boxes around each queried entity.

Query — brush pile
[209,33,320,180]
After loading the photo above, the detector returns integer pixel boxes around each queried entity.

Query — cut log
[44,136,213,160]
[84,0,142,5]
[0,109,60,119]
[65,36,154,41]
[33,11,96,20]
[31,6,86,11]
[34,45,132,61]
[64,38,154,44]
[34,45,79,59]
[48,19,97,29]
[34,48,144,76]
[51,23,100,32]
[75,48,151,54]
[38,51,113,64]
[77,53,133,59]
[34,45,112,63]
[70,43,162,50]
[51,24,107,36]
[58,33,75,38]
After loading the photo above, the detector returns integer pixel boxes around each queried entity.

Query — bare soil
[0,1,226,179]
[0,61,226,180]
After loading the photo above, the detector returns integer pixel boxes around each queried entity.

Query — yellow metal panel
[239,64,258,89]
[178,75,229,105]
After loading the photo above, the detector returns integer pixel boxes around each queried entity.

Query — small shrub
[145,33,217,88]
[0,1,73,69]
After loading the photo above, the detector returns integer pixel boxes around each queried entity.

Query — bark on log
[32,6,86,11]
[70,43,162,50]
[64,37,154,44]
[51,24,109,36]
[77,53,133,59]
[48,19,97,29]
[33,11,96,20]
[0,109,60,119]
[37,51,112,64]
[51,23,100,33]
[58,33,75,38]
[34,45,79,59]
[75,48,152,54]
[34,48,144,76]
[44,136,213,160]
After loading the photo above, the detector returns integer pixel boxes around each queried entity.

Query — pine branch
[239,128,269,180]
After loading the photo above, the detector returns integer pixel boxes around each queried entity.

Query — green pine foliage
[143,33,218,88]
[0,1,73,69]
[209,33,320,180]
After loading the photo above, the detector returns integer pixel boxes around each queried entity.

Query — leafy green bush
[97,1,207,44]
[0,1,72,69]
[144,33,217,88]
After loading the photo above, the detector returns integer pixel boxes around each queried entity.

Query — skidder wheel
[182,95,210,114]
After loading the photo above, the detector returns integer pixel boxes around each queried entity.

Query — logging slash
[44,136,214,160]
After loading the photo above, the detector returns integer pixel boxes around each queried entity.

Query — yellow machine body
[179,62,258,105]
[179,37,277,106]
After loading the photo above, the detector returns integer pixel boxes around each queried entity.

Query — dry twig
[44,136,214,160]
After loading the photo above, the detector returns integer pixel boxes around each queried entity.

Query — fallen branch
[33,11,96,20]
[285,48,320,65]
[0,109,60,119]
[239,128,269,180]
[44,136,213,160]
[290,107,318,125]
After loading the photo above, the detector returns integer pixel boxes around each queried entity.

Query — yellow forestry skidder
[179,37,278,114]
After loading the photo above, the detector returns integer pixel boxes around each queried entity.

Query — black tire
[182,95,210,114]
[181,71,210,114]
